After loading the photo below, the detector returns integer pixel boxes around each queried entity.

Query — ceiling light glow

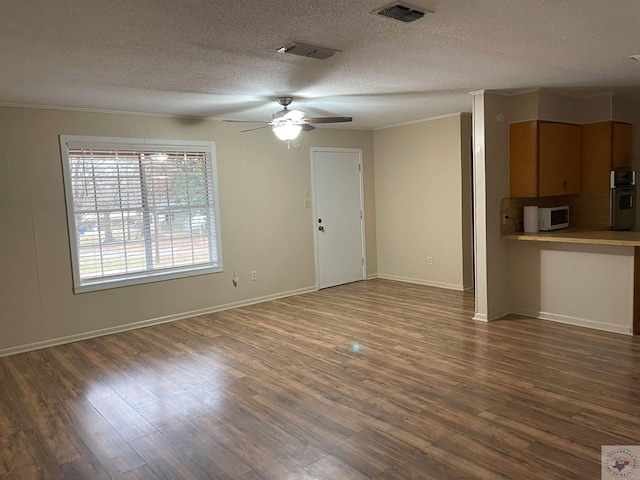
[273,124,302,141]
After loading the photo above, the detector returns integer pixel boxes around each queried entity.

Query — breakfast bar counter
[501,229,640,247]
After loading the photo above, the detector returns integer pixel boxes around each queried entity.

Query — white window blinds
[60,136,222,293]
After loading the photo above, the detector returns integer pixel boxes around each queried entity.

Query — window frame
[60,135,223,294]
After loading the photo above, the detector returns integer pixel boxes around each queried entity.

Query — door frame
[310,147,367,289]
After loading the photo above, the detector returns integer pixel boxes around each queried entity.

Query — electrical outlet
[502,214,509,224]
[251,270,257,281]
[427,257,433,265]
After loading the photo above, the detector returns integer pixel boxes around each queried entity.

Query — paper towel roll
[523,206,539,233]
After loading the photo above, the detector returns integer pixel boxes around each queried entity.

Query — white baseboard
[376,273,465,291]
[0,285,317,358]
[473,313,489,322]
[515,309,633,336]
[366,273,379,280]
[473,309,510,322]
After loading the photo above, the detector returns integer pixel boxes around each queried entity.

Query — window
[60,136,222,293]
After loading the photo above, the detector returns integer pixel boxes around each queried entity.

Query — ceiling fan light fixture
[224,97,352,137]
[273,123,302,141]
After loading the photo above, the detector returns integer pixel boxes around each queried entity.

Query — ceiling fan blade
[224,119,271,124]
[301,124,316,132]
[304,116,353,124]
[241,125,272,133]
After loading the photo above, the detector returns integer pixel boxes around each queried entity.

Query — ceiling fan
[224,97,352,141]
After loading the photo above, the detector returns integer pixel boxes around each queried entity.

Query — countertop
[501,228,640,246]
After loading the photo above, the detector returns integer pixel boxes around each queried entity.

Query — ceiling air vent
[373,2,430,22]
[277,43,339,60]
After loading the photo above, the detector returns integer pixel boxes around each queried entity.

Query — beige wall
[474,90,540,321]
[0,106,376,354]
[538,91,613,124]
[460,114,473,288]
[473,93,512,320]
[373,114,472,290]
[508,91,539,120]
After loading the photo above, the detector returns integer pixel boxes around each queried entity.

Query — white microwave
[539,206,569,231]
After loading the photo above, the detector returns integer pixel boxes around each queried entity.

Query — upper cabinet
[612,122,633,169]
[510,120,581,197]
[539,122,582,196]
[581,121,633,194]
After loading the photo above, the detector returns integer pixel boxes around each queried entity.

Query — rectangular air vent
[277,43,339,60]
[373,2,431,22]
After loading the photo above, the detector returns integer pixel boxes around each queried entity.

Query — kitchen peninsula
[502,229,640,335]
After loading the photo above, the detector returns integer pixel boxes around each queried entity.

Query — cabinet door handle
[563,180,567,192]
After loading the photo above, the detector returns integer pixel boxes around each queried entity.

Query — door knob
[318,226,325,232]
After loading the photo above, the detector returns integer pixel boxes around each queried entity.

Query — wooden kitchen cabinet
[612,122,633,169]
[510,120,581,197]
[581,121,633,193]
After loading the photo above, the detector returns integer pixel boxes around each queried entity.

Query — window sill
[73,264,223,294]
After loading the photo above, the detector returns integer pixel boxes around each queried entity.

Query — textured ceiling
[1,0,640,129]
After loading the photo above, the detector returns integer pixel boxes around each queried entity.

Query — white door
[311,148,365,289]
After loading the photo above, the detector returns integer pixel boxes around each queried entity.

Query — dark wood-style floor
[1,279,639,479]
